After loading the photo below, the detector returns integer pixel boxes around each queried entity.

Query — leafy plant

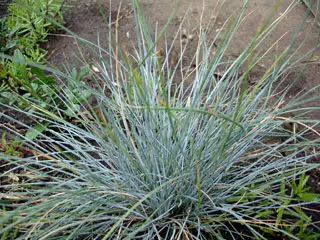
[285,173,320,239]
[0,0,67,111]
[0,49,91,111]
[0,209,19,240]
[5,0,65,61]
[0,0,319,239]
[0,49,56,107]
[0,134,23,157]
[0,51,91,142]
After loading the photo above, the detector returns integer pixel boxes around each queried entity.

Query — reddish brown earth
[0,0,319,235]
[43,0,320,192]
[44,0,320,116]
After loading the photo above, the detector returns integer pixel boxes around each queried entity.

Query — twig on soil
[46,48,57,60]
[276,117,320,137]
[109,9,133,27]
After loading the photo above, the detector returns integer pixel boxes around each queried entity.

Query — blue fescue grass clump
[0,0,320,239]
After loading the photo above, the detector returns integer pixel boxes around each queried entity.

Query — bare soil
[44,0,320,116]
[43,0,320,196]
[0,0,319,235]
[0,0,12,18]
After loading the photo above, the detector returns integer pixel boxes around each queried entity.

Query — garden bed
[1,0,320,239]
[43,0,320,190]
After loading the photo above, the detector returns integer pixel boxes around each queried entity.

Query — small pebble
[182,28,187,35]
[92,65,100,72]
[188,34,194,40]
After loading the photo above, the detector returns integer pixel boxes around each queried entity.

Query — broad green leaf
[0,65,7,78]
[13,49,26,66]
[25,122,49,140]
[65,104,81,117]
[32,75,55,85]
[31,67,56,85]
[254,210,274,219]
[298,193,320,202]
[30,66,46,79]
[78,65,89,81]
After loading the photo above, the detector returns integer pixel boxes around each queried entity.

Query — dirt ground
[42,0,320,194]
[0,1,12,18]
[44,0,320,116]
[0,0,319,231]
